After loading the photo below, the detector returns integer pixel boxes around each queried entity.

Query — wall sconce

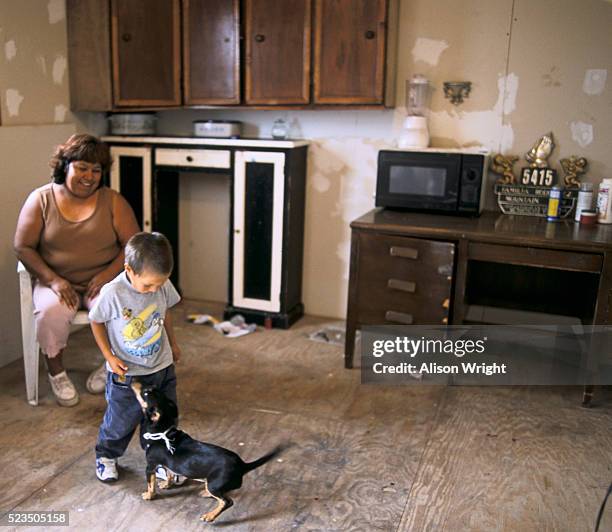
[443,81,472,106]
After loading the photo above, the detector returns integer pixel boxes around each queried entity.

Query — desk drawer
[468,242,602,273]
[356,233,455,325]
[155,148,231,169]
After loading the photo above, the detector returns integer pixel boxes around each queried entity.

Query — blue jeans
[95,364,177,459]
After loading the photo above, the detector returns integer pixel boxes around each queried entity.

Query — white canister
[574,182,593,222]
[597,178,612,224]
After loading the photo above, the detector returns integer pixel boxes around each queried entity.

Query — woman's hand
[86,271,113,300]
[107,355,128,376]
[49,277,79,309]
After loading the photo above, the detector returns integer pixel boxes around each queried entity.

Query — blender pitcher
[398,75,431,149]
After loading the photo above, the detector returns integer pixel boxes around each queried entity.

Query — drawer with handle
[355,232,455,325]
[155,148,231,169]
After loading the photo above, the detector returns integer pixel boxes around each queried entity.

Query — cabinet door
[111,0,181,107]
[233,151,285,312]
[184,0,240,105]
[314,0,387,104]
[110,146,152,231]
[244,0,311,105]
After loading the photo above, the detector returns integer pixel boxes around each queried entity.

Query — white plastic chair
[18,261,89,405]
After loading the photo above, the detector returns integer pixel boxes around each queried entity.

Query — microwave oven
[375,149,488,215]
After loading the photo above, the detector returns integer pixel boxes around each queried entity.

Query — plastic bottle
[547,186,562,221]
[597,178,612,224]
[574,182,593,222]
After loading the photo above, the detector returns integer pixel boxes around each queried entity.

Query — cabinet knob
[442,298,450,309]
[234,229,241,234]
[442,317,448,325]
[186,156,193,162]
[144,220,150,227]
[365,30,376,39]
[122,33,132,42]
[254,34,265,43]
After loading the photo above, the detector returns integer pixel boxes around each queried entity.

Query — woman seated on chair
[13,134,139,407]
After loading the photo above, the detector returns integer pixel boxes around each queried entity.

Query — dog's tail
[243,443,289,473]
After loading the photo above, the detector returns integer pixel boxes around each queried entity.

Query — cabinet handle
[254,34,265,43]
[365,30,376,39]
[390,246,418,260]
[385,311,413,325]
[442,298,450,309]
[186,156,193,162]
[387,279,416,293]
[122,33,132,42]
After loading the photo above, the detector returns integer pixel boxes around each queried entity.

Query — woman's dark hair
[49,134,112,184]
[125,232,174,276]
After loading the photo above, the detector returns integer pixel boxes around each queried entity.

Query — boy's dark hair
[49,134,112,184]
[125,232,174,275]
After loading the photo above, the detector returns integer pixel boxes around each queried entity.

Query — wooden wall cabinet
[111,0,181,107]
[314,0,388,104]
[67,0,397,110]
[244,0,311,105]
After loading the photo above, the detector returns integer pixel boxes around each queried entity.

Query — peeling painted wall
[0,1,76,368]
[153,0,611,319]
[2,0,611,347]
[0,0,71,125]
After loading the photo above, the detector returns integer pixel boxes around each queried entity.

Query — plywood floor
[1,300,612,531]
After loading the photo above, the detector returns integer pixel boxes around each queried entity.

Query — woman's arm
[86,191,140,299]
[14,189,78,308]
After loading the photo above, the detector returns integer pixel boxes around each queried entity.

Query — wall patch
[6,88,24,117]
[570,121,594,148]
[411,37,449,66]
[583,69,607,96]
[47,0,65,24]
[5,39,16,61]
[54,104,67,123]
[52,55,67,85]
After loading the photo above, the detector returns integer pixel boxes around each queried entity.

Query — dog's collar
[143,427,177,454]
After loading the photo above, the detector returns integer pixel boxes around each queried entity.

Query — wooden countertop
[351,208,612,253]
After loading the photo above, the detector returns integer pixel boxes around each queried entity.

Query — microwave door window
[389,166,446,196]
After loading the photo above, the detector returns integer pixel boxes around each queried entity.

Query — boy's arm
[90,321,128,376]
[164,311,181,363]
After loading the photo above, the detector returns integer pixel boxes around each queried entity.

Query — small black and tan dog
[131,382,283,522]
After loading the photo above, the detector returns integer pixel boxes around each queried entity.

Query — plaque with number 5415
[521,167,557,187]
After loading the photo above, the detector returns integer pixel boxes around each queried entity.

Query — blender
[398,75,431,149]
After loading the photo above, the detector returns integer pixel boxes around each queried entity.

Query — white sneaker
[155,465,186,487]
[96,457,118,483]
[86,363,107,394]
[48,371,79,407]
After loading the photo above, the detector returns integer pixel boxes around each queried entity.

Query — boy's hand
[171,344,182,364]
[108,355,128,376]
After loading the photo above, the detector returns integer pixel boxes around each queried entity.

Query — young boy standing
[89,232,181,482]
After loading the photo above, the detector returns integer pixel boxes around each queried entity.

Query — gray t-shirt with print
[89,271,180,376]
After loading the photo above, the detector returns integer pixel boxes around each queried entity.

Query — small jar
[271,118,288,140]
[580,209,598,226]
[574,182,593,222]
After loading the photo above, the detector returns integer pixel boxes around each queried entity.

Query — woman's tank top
[38,184,121,286]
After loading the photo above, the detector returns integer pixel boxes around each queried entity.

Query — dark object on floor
[132,382,285,522]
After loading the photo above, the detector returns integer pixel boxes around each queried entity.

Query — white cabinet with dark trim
[103,136,308,328]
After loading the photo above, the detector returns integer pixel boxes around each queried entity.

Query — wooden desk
[345,209,612,403]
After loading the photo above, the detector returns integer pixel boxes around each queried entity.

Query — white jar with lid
[575,182,593,222]
[597,178,612,224]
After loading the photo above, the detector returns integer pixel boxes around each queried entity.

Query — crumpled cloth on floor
[213,315,257,338]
